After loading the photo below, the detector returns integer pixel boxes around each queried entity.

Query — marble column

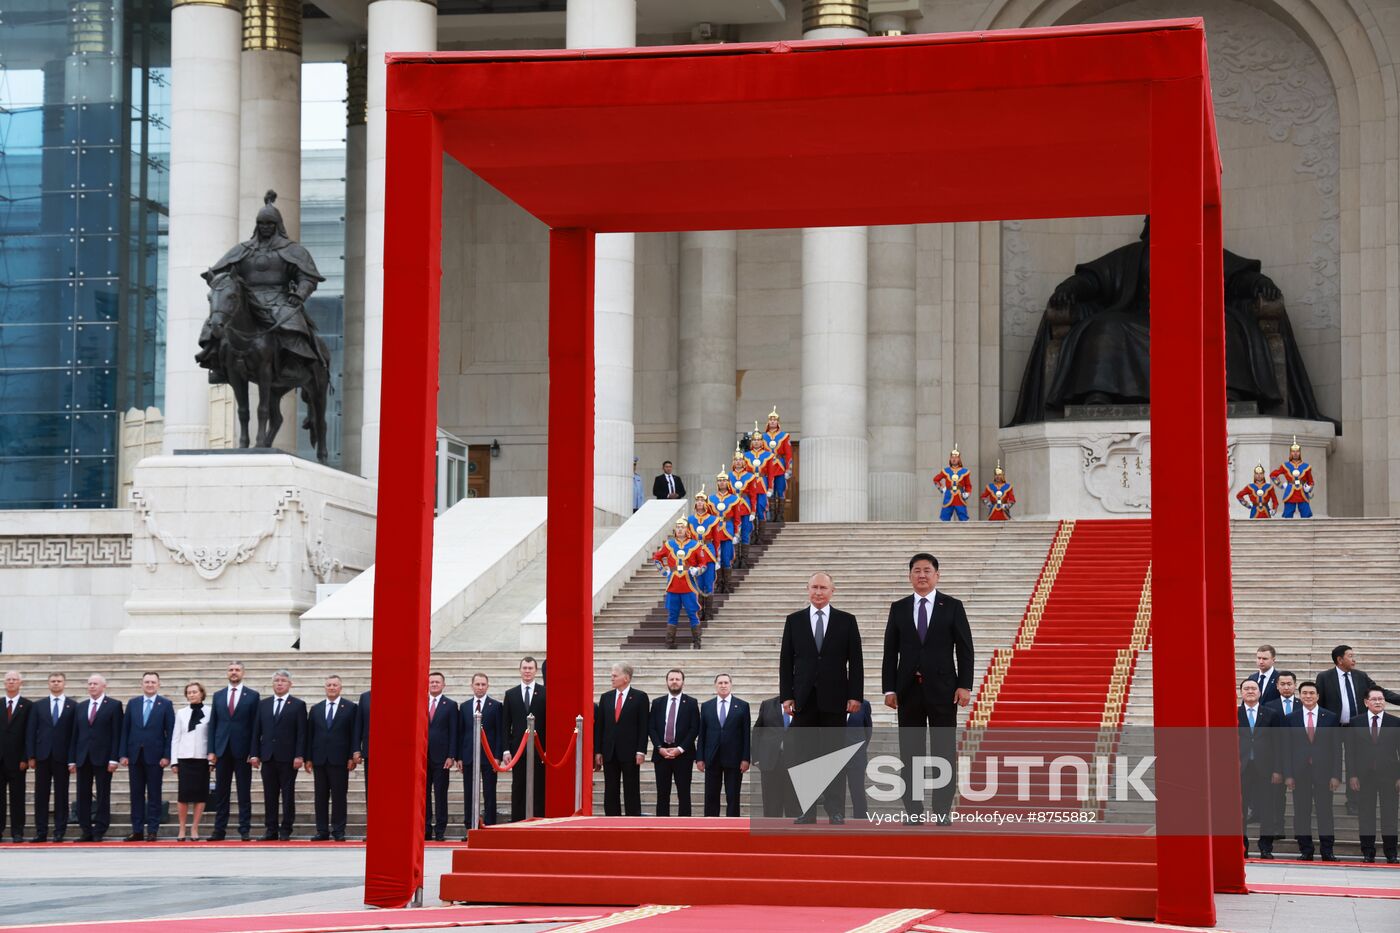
[342,43,367,476]
[567,0,637,519]
[800,1,869,522]
[163,0,242,454]
[868,225,917,519]
[240,0,303,450]
[677,231,738,495]
[361,0,437,481]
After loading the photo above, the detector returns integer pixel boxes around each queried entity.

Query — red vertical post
[364,105,443,908]
[546,228,595,817]
[1150,78,1216,926]
[1201,196,1247,894]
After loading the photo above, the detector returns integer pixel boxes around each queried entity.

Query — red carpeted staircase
[961,519,1152,818]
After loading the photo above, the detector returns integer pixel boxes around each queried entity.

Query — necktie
[524,687,531,710]
[782,711,790,729]
[814,609,826,653]
[1345,672,1358,721]
[667,476,674,494]
[917,598,928,643]
[665,697,677,743]
[719,699,727,726]
[88,701,97,725]
[326,702,334,727]
[614,691,624,722]
[53,698,60,723]
[275,697,284,720]
[1284,699,1292,717]
[1373,715,1380,743]
[228,689,236,716]
[1306,709,1315,741]
[5,699,11,721]
[1247,707,1255,732]
[476,699,482,717]
[429,696,437,720]
[143,698,152,727]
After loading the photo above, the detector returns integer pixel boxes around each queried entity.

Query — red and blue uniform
[727,464,755,544]
[1269,458,1314,519]
[763,427,793,499]
[709,487,746,568]
[686,511,719,596]
[1236,481,1278,519]
[935,466,973,522]
[652,535,712,630]
[744,442,774,523]
[981,481,1015,521]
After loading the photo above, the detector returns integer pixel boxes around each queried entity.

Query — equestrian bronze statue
[195,191,333,462]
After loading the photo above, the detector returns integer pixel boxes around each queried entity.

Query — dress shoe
[1321,854,1338,862]
[10,836,22,844]
[1297,853,1314,861]
[828,813,846,825]
[793,814,817,825]
[279,832,292,841]
[1387,855,1399,864]
[92,835,104,843]
[332,834,346,842]
[240,833,251,842]
[77,833,94,843]
[260,832,279,841]
[27,837,47,844]
[124,832,145,842]
[309,833,331,842]
[208,832,226,841]
[433,832,446,842]
[1258,851,1274,860]
[1362,853,1376,863]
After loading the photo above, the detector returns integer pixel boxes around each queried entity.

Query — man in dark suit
[248,669,306,840]
[68,674,123,842]
[26,672,75,842]
[649,669,699,816]
[1260,671,1298,849]
[207,660,259,841]
[881,553,974,819]
[356,688,371,789]
[502,656,546,821]
[845,698,874,820]
[1315,644,1400,815]
[697,674,750,817]
[305,675,358,841]
[1250,645,1282,706]
[752,695,798,818]
[1238,679,1283,858]
[594,663,649,816]
[424,671,459,841]
[1283,680,1342,861]
[652,461,686,500]
[1,671,32,843]
[458,673,504,832]
[779,571,864,824]
[118,672,174,841]
[1348,687,1400,862]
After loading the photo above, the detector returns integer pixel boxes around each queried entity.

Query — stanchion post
[525,712,536,820]
[471,708,482,832]
[573,715,583,814]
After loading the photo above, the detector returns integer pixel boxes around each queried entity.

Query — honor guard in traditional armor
[744,424,776,532]
[687,489,720,620]
[1269,437,1315,519]
[981,461,1016,521]
[651,518,712,649]
[1237,464,1279,519]
[762,407,793,522]
[934,444,973,522]
[709,470,746,591]
[727,446,756,567]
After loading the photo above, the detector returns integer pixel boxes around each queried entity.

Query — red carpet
[0,904,615,933]
[1246,883,1400,899]
[553,905,938,932]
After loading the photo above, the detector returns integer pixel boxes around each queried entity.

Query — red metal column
[1149,77,1216,926]
[546,228,596,816]
[364,106,443,908]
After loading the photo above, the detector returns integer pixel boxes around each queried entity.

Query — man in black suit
[207,660,259,841]
[1283,680,1342,861]
[458,673,504,832]
[779,571,864,824]
[306,675,358,841]
[649,668,699,816]
[356,688,371,789]
[752,695,798,817]
[502,656,545,821]
[652,461,686,500]
[26,672,75,842]
[1250,645,1282,706]
[1315,644,1400,815]
[1260,671,1298,850]
[68,674,123,842]
[881,553,974,819]
[1348,687,1400,862]
[1,671,32,843]
[248,669,306,840]
[424,671,459,841]
[594,662,649,816]
[1238,678,1283,858]
[845,698,874,820]
[697,674,750,817]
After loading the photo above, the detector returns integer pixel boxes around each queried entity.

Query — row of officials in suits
[1239,643,1400,863]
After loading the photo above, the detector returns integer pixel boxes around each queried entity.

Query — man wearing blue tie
[26,673,76,843]
[119,672,174,841]
[1262,671,1299,847]
[1238,678,1283,858]
[697,674,750,817]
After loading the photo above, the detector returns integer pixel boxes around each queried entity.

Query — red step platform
[439,816,1157,918]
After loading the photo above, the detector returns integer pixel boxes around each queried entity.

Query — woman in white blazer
[171,682,211,840]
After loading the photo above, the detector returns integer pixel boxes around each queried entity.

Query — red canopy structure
[365,20,1240,927]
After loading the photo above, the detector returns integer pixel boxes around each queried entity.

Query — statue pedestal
[117,453,376,652]
[997,416,1335,520]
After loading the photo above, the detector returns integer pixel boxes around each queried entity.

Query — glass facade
[0,0,170,508]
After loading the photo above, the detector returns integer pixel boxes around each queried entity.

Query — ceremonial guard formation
[708,472,747,588]
[934,445,974,523]
[1237,465,1281,519]
[687,491,720,621]
[652,519,712,650]
[980,463,1016,521]
[1270,438,1317,519]
[762,408,794,522]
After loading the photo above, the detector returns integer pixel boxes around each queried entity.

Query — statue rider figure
[196,191,327,384]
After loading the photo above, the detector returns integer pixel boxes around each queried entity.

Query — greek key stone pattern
[0,535,133,568]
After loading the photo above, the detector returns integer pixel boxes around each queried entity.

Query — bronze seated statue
[1009,218,1334,428]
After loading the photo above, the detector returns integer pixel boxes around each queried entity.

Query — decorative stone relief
[0,536,132,568]
[1082,433,1152,513]
[131,487,301,580]
[1001,220,1038,339]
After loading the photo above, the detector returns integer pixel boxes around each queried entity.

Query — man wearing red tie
[1283,681,1341,861]
[594,663,649,816]
[424,672,458,841]
[1349,688,1400,863]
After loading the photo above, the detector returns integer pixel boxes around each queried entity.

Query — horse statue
[195,191,332,462]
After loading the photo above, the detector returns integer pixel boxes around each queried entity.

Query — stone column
[342,42,367,476]
[164,0,242,454]
[567,0,637,520]
[800,1,869,522]
[677,231,738,495]
[868,225,917,519]
[361,0,437,481]
[240,0,303,451]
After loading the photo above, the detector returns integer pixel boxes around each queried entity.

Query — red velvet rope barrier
[533,728,577,770]
[478,729,532,773]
